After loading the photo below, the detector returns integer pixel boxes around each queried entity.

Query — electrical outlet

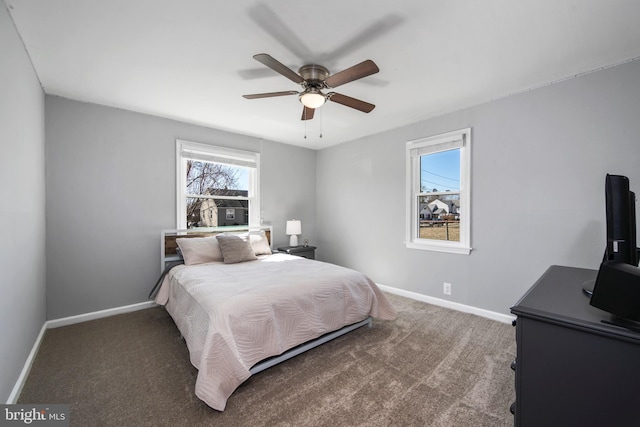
[443,282,452,295]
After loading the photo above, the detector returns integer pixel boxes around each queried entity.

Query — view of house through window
[186,160,249,228]
[419,149,461,242]
[176,140,259,230]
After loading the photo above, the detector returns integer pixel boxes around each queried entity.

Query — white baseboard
[8,300,158,403]
[47,301,158,329]
[376,283,516,324]
[6,322,47,404]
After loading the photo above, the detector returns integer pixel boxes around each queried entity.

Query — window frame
[405,128,471,254]
[176,139,260,229]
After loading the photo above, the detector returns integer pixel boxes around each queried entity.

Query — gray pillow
[216,234,258,264]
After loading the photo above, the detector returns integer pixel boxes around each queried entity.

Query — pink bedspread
[155,253,397,411]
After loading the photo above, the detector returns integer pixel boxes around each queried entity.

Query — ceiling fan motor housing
[298,64,329,89]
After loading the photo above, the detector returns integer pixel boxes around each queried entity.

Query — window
[406,128,471,254]
[176,140,260,229]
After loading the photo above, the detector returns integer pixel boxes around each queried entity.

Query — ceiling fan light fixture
[299,89,326,109]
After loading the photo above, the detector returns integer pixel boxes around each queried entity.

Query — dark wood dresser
[511,265,640,427]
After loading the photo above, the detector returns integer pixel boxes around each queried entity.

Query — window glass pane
[420,149,460,193]
[186,197,203,228]
[186,160,248,196]
[186,197,249,228]
[417,194,460,242]
[418,148,461,242]
[185,160,250,229]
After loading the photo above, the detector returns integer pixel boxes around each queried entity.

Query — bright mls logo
[1,405,69,426]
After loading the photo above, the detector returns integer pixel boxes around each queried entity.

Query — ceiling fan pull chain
[319,107,323,138]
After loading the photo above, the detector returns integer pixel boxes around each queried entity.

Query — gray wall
[317,59,640,316]
[0,4,46,402]
[260,138,317,246]
[45,96,316,319]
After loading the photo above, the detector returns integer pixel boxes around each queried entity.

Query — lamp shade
[286,220,301,235]
[299,90,326,109]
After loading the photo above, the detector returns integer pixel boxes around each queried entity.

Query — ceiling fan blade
[328,93,375,113]
[324,15,403,63]
[253,53,304,84]
[301,106,315,121]
[324,60,379,88]
[248,4,313,61]
[243,91,299,99]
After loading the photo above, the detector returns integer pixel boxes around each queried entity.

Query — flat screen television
[589,174,640,326]
[603,174,637,266]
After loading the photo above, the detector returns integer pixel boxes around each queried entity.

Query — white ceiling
[6,0,640,150]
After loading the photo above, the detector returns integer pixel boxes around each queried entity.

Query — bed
[152,226,397,411]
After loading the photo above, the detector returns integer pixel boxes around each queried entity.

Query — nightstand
[277,245,316,259]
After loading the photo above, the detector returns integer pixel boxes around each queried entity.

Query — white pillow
[175,236,223,265]
[248,231,272,255]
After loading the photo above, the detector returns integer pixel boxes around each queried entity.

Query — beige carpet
[19,293,516,426]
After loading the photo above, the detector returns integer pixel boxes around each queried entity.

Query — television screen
[603,174,638,266]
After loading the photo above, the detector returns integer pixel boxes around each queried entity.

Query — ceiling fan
[243,53,379,120]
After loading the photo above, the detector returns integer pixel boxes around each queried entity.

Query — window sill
[405,241,472,255]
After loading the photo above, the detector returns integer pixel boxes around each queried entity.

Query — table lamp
[286,220,302,246]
